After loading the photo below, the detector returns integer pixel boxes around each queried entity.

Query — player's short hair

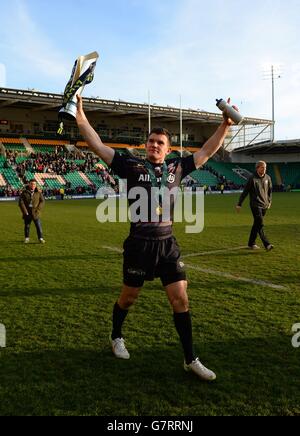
[148,127,172,146]
[29,179,36,183]
[256,161,267,168]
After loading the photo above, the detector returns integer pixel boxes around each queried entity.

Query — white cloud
[3,0,69,82]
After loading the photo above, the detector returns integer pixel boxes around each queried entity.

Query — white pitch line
[182,246,248,259]
[102,246,123,254]
[102,245,288,291]
[186,264,287,290]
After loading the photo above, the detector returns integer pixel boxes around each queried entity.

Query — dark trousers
[24,215,43,239]
[248,207,270,248]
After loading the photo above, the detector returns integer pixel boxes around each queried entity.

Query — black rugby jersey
[110,151,196,239]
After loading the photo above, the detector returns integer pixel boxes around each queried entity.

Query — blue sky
[1,0,300,140]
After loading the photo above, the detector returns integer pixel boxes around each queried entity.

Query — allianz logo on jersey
[95,180,205,234]
[138,174,176,184]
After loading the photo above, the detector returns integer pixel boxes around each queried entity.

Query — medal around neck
[156,206,163,216]
[144,161,170,219]
[58,51,99,126]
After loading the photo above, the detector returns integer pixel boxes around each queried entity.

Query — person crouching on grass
[76,94,238,382]
[19,179,46,244]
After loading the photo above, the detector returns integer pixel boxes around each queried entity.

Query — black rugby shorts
[123,236,187,288]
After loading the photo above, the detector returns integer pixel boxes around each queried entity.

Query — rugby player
[76,95,237,381]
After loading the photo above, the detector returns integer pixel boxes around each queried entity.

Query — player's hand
[236,205,242,213]
[223,98,239,126]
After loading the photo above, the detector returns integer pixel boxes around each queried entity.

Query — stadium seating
[31,145,57,154]
[63,172,90,189]
[279,162,300,186]
[86,173,107,189]
[15,156,29,164]
[44,179,64,190]
[1,137,300,195]
[207,161,249,185]
[34,174,66,187]
[28,139,69,154]
[189,169,219,186]
[0,138,26,152]
[0,156,6,167]
[1,168,23,189]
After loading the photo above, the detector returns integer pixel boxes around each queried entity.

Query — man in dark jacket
[19,179,46,244]
[236,161,273,251]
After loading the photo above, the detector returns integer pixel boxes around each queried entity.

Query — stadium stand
[189,169,219,187]
[0,138,26,152]
[0,143,117,198]
[28,139,69,154]
[0,156,6,167]
[1,133,300,198]
[1,167,23,189]
[1,86,299,200]
[206,161,249,185]
[280,162,300,186]
[63,172,90,189]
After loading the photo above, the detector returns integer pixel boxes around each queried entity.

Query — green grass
[0,193,299,416]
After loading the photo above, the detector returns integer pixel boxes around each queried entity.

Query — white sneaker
[184,358,216,381]
[39,238,46,244]
[248,245,260,250]
[24,238,30,244]
[110,336,130,360]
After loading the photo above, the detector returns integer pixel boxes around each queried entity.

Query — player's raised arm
[193,98,237,169]
[75,95,115,166]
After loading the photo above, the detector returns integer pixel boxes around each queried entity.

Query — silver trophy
[59,51,99,121]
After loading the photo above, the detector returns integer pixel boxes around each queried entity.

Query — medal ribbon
[144,160,169,214]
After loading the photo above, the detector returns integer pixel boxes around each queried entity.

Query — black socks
[174,311,195,365]
[112,303,196,365]
[111,302,129,340]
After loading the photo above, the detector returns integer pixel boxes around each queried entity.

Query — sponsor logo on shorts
[127,269,146,277]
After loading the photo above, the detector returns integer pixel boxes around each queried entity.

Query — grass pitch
[0,193,299,416]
